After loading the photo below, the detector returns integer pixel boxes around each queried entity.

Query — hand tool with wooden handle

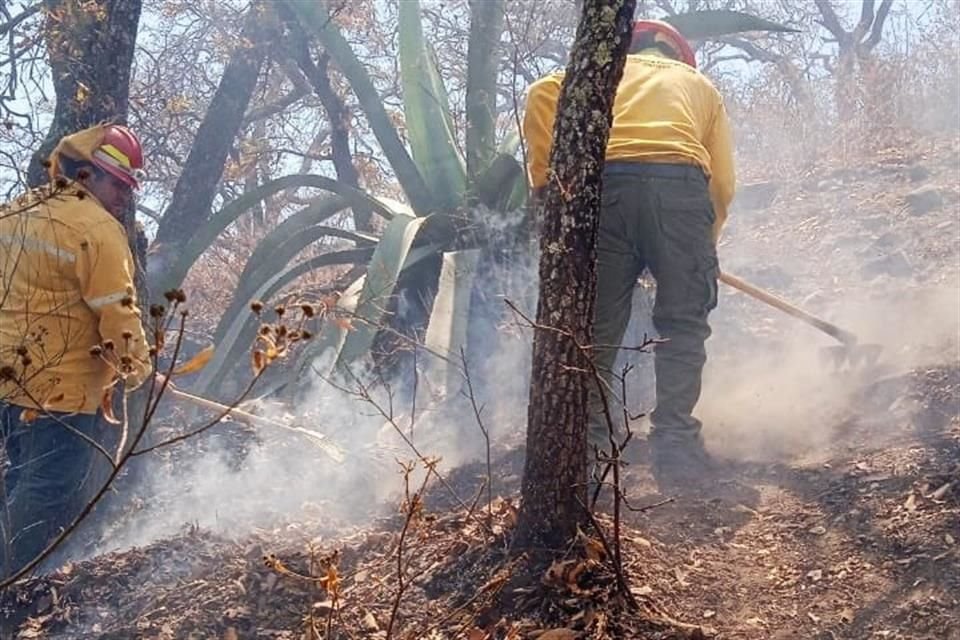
[165,384,346,463]
[718,270,882,369]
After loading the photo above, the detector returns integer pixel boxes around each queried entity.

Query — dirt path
[619,367,959,640]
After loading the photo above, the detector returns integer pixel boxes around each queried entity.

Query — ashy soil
[0,137,957,639]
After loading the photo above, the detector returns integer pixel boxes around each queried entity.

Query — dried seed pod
[89,345,103,357]
[250,300,264,314]
[301,304,316,318]
[122,330,133,340]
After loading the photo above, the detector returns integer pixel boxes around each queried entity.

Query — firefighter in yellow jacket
[0,123,152,576]
[522,20,736,490]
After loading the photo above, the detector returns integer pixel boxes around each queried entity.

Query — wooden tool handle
[167,386,345,462]
[718,271,855,345]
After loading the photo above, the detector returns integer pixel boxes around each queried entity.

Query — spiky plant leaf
[196,248,375,397]
[156,174,395,295]
[284,0,434,214]
[664,10,800,40]
[398,0,466,211]
[422,249,481,398]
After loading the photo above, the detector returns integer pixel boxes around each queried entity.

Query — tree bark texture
[151,2,272,251]
[27,0,143,187]
[514,0,635,550]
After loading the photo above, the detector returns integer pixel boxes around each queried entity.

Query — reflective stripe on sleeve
[0,234,77,263]
[85,290,130,309]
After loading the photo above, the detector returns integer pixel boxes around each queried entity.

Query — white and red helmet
[91,124,144,189]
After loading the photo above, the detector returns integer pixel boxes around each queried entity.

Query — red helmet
[631,19,697,69]
[91,124,144,189]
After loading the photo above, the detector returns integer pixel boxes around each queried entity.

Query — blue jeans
[0,402,101,578]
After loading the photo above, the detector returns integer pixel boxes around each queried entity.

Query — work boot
[649,436,728,495]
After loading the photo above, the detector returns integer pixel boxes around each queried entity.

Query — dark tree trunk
[514,0,635,550]
[149,1,273,292]
[27,0,142,187]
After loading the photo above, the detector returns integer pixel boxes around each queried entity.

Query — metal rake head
[819,342,884,372]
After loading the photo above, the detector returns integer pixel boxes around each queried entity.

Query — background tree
[26,0,142,187]
[514,0,636,549]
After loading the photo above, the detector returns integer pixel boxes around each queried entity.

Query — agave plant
[178,1,797,401]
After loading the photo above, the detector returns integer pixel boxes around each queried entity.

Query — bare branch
[864,0,895,51]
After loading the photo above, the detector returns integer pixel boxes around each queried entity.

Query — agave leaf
[292,238,441,385]
[422,249,481,398]
[663,10,800,40]
[398,0,466,211]
[336,214,430,366]
[474,153,525,211]
[213,196,372,344]
[155,174,394,294]
[195,247,375,397]
[283,0,434,214]
[497,127,522,156]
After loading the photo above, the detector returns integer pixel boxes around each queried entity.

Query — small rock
[809,525,827,536]
[903,187,943,215]
[807,569,823,582]
[945,534,955,545]
[735,181,780,210]
[860,251,913,280]
[703,609,716,619]
[908,165,931,182]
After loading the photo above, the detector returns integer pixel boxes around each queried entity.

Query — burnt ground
[0,138,957,639]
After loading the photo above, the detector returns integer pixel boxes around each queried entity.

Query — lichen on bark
[515,0,637,550]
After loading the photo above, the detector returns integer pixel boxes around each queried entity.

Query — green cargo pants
[587,162,719,453]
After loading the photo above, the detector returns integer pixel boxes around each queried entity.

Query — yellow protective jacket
[522,52,736,240]
[0,184,152,415]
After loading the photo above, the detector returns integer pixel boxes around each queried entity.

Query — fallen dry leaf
[172,344,214,376]
[100,385,120,424]
[535,629,577,640]
[251,349,266,375]
[361,610,379,632]
[929,482,953,501]
[904,493,918,511]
